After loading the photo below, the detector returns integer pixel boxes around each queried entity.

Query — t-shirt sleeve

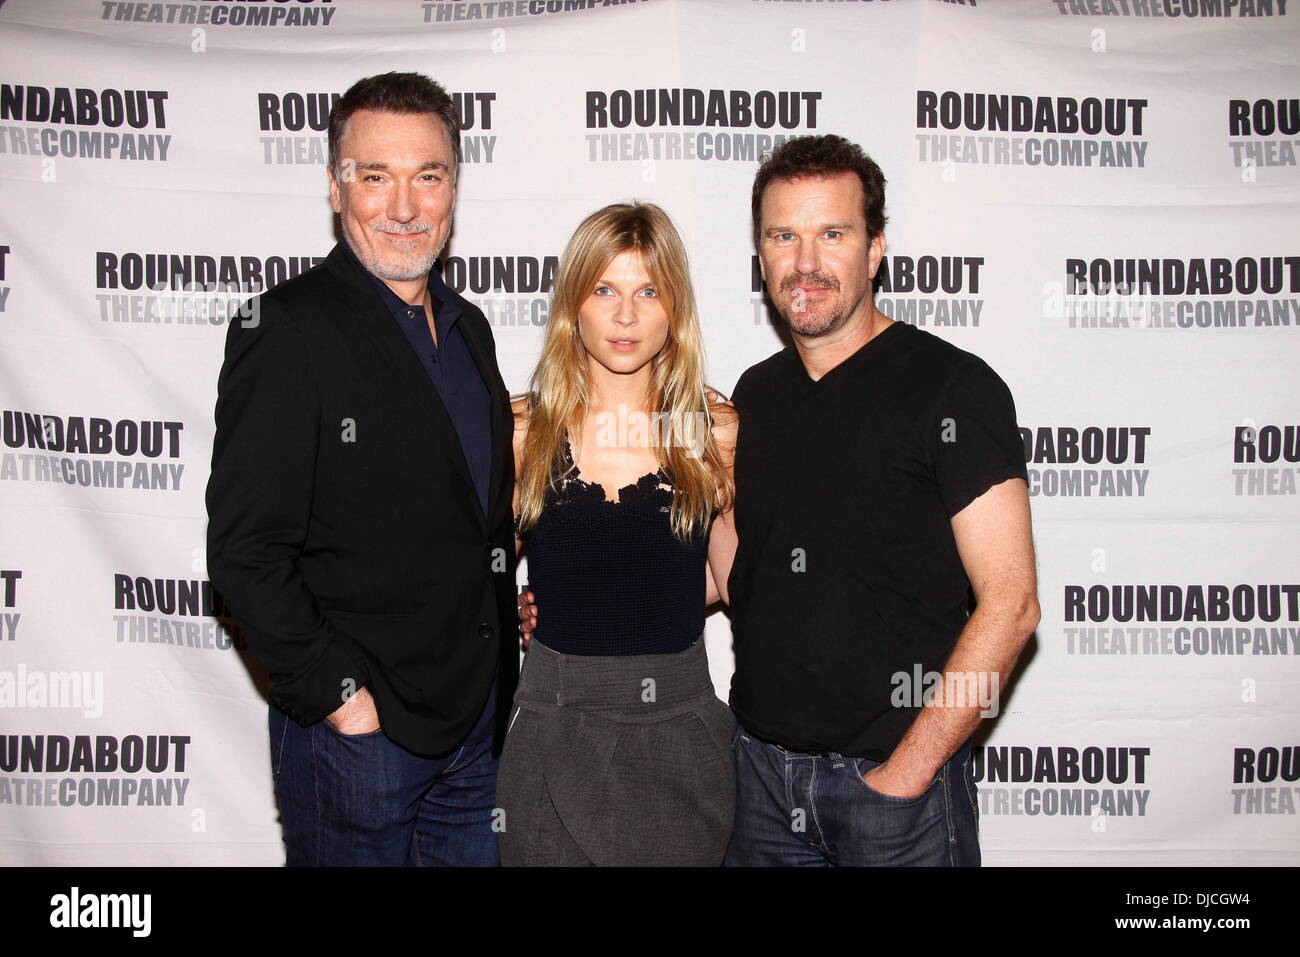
[926,356,1028,518]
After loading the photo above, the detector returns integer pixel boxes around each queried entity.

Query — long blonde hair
[516,202,733,541]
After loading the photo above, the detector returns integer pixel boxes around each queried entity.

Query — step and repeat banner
[0,0,1296,866]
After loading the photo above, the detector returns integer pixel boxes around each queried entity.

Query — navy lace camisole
[521,440,707,656]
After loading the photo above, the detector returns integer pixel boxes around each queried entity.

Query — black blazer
[206,243,518,756]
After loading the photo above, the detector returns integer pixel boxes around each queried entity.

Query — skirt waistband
[517,635,716,711]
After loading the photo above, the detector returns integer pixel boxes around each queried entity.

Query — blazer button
[478,622,493,639]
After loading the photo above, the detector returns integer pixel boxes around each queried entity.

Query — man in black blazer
[206,73,517,866]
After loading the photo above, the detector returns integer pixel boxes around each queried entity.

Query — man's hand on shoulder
[705,389,735,412]
[705,390,738,476]
[708,396,738,443]
[325,685,380,735]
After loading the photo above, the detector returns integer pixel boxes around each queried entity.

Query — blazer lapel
[322,245,486,532]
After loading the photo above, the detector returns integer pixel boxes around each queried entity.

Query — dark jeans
[724,725,980,866]
[269,680,499,866]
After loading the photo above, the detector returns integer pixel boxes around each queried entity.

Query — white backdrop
[0,0,1297,865]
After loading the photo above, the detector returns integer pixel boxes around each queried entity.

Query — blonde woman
[498,202,738,866]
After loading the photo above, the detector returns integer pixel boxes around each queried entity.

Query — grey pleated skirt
[497,636,736,867]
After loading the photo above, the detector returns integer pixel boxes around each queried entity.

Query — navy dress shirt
[344,243,493,516]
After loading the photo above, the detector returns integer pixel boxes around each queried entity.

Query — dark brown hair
[751,134,887,245]
[327,72,460,175]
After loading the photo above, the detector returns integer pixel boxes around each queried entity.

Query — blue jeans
[269,680,499,866]
[723,725,980,866]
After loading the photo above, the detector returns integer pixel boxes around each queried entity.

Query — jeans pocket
[318,717,384,740]
[852,756,940,807]
[845,757,962,864]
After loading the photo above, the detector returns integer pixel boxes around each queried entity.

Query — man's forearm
[872,594,1039,793]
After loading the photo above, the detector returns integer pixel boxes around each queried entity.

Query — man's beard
[776,271,845,337]
[357,222,444,282]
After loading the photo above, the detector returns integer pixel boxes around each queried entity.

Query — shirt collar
[340,239,462,333]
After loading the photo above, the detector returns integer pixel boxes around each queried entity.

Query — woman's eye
[640,288,658,298]
[593,286,613,297]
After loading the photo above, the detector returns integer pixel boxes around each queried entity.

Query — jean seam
[272,710,289,777]
[963,757,980,831]
[309,721,322,867]
[942,765,956,866]
[806,759,827,852]
[443,741,471,774]
[411,797,425,867]
[782,751,796,843]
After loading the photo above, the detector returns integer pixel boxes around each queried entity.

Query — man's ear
[328,167,341,214]
[867,230,886,279]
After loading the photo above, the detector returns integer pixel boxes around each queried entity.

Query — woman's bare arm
[705,401,739,606]
[510,396,529,558]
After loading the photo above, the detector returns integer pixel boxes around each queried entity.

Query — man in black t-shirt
[719,135,1040,866]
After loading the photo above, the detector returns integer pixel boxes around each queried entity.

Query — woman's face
[577,249,670,378]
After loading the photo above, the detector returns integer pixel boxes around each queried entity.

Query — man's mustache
[779,272,840,294]
[372,222,431,235]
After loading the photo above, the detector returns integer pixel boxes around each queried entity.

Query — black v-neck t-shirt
[727,321,1026,760]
